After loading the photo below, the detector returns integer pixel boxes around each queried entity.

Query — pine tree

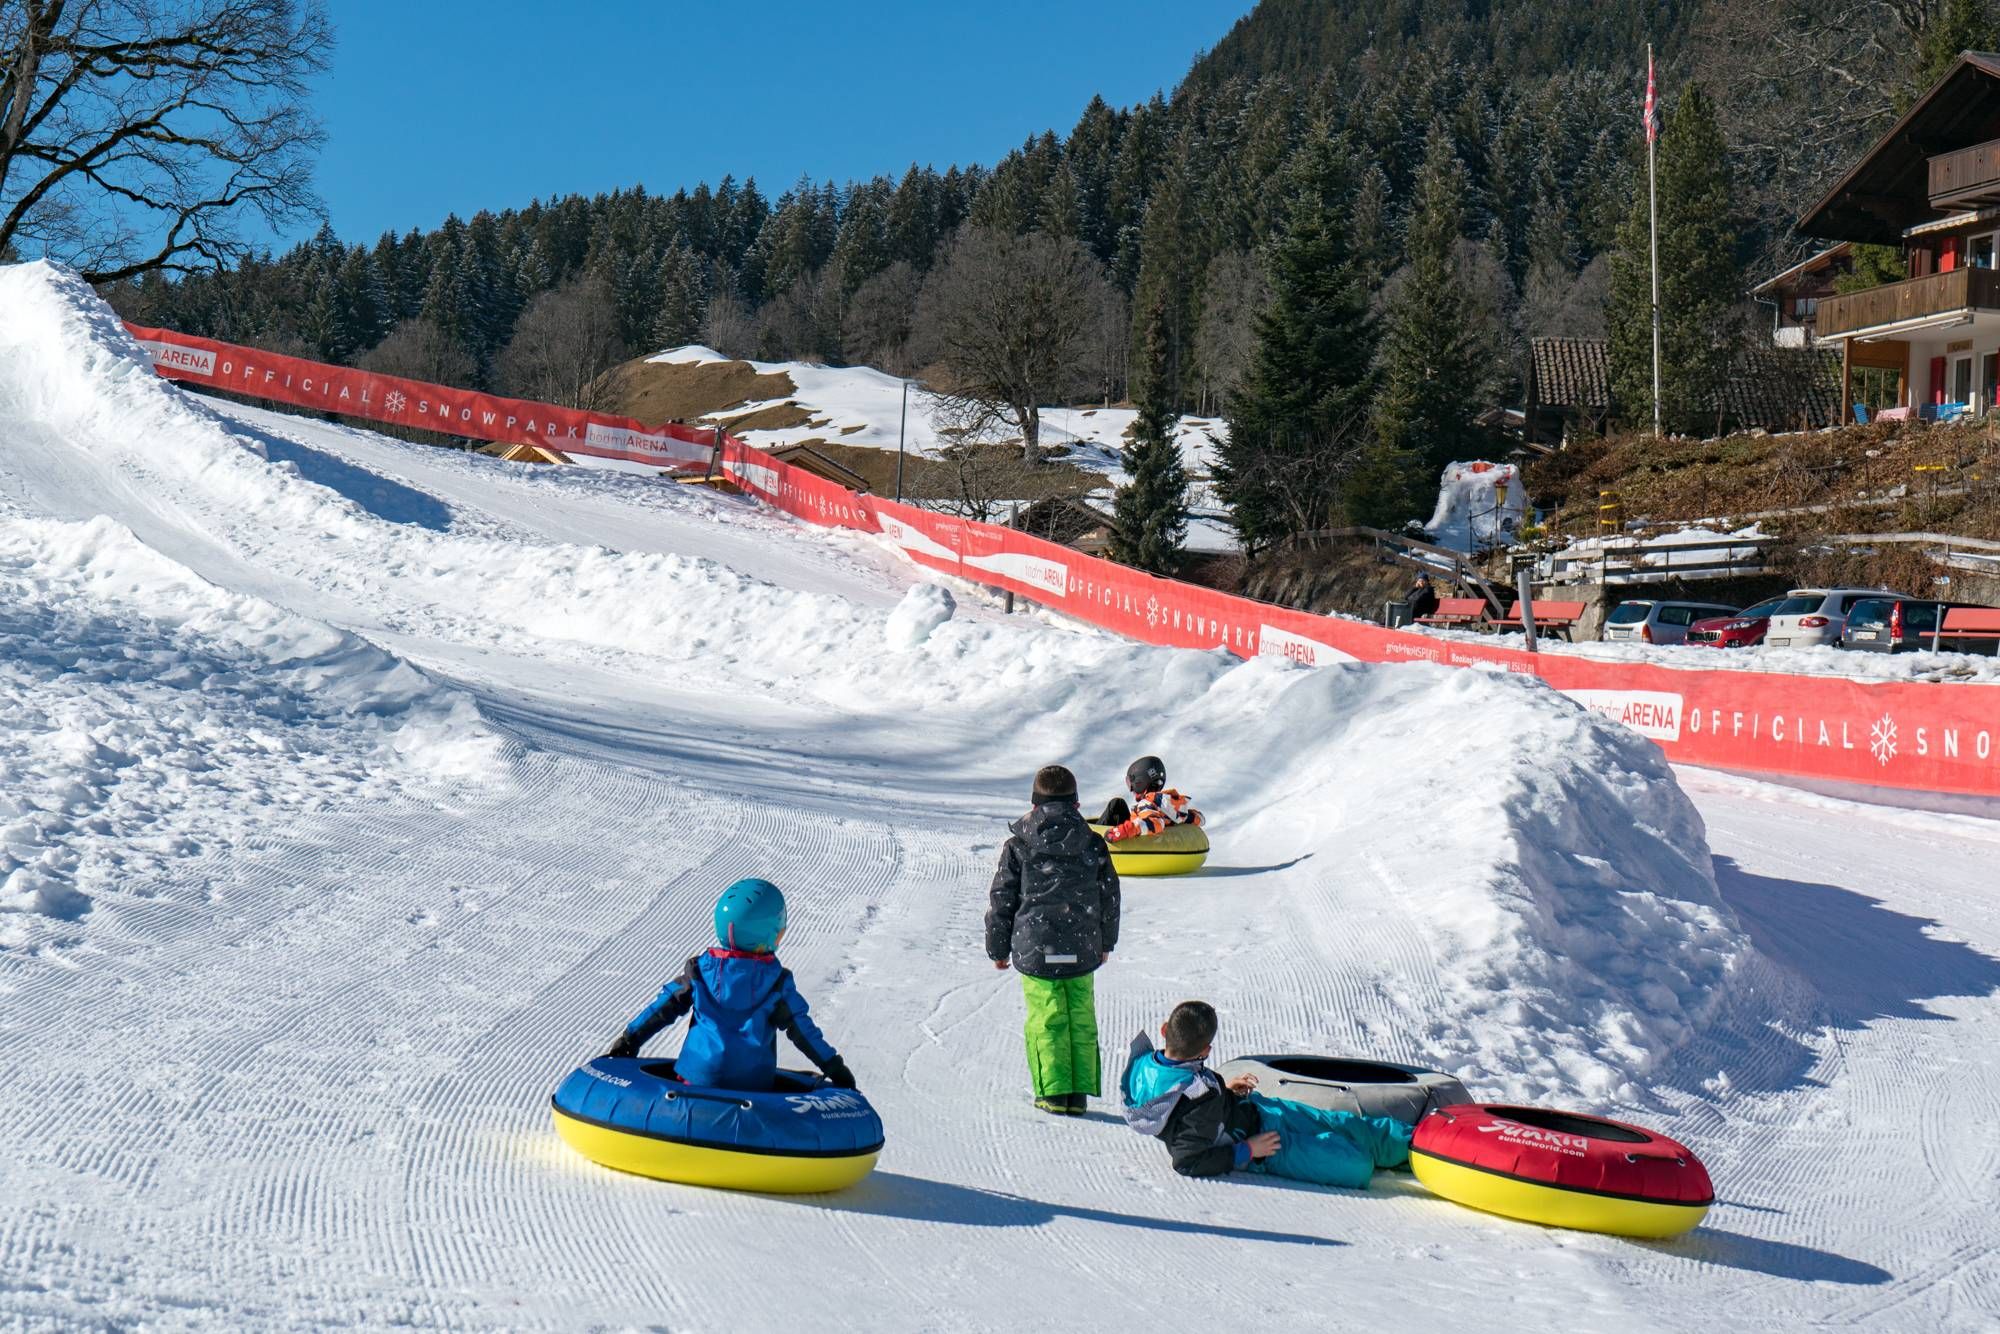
[1214,127,1377,555]
[1111,298,1191,574]
[651,239,709,350]
[1607,84,1742,435]
[1370,122,1489,521]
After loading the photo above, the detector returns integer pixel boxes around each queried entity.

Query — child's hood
[1118,1031,1217,1135]
[694,948,787,1009]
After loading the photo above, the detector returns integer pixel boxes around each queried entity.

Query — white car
[1600,599,1740,646]
[1762,588,1910,649]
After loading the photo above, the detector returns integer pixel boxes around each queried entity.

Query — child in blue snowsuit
[1120,1001,1411,1187]
[603,878,856,1093]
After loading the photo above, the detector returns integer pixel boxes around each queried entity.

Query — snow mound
[1425,460,1526,553]
[1125,657,1748,1105]
[884,582,956,649]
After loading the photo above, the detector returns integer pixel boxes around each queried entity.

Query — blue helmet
[714,878,787,952]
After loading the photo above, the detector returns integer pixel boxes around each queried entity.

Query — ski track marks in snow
[1,262,1998,1329]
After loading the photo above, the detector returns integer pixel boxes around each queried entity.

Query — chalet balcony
[1930,137,2000,207]
[1815,267,2000,339]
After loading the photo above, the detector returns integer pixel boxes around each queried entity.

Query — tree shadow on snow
[1712,855,2000,1027]
[785,1171,1341,1248]
[1640,1226,1892,1286]
[251,430,454,531]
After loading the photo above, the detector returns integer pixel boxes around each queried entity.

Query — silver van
[1600,599,1741,646]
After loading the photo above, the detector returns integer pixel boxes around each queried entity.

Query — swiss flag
[1644,49,1658,144]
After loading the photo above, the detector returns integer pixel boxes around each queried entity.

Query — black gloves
[822,1057,857,1090]
[602,1033,640,1060]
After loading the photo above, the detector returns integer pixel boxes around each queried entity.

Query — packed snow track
[1,264,1996,1331]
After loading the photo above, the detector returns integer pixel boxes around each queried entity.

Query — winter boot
[1065,1093,1088,1115]
[1034,1095,1071,1116]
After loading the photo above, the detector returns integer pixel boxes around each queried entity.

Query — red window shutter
[1942,236,1960,272]
[1931,356,1948,405]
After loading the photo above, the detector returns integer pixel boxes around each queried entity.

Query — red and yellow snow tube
[1410,1105,1712,1238]
[1089,822,1209,876]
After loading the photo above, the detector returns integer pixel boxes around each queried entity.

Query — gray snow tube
[1214,1055,1473,1127]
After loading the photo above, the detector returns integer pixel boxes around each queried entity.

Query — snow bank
[0,512,495,945]
[1426,460,1526,553]
[1121,657,1747,1105]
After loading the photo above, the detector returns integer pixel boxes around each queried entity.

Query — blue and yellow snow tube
[551,1057,883,1193]
[1090,822,1210,876]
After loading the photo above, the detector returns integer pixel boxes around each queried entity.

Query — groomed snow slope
[1,263,1997,1330]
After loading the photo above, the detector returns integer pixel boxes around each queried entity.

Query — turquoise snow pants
[1247,1094,1413,1190]
[1020,973,1100,1097]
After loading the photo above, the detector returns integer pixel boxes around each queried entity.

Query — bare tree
[1523,251,1611,341]
[360,317,474,388]
[1,0,331,282]
[1192,250,1270,416]
[841,258,920,373]
[1693,1,1941,273]
[703,284,757,359]
[910,225,1110,462]
[494,275,627,411]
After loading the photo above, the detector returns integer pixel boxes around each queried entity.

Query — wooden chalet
[1801,53,2000,419]
[1750,243,1852,347]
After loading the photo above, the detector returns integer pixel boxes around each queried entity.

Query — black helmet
[1126,755,1167,794]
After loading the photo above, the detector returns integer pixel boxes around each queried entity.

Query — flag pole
[1648,42,1662,439]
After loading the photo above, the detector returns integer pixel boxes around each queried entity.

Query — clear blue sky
[307,0,1257,244]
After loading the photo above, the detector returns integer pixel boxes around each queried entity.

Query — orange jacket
[1107,788,1203,842]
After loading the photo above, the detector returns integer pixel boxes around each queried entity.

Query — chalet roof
[1750,243,1853,295]
[1011,496,1120,549]
[1524,339,1839,432]
[1527,338,1610,410]
[1799,53,2000,244]
[1716,347,1843,433]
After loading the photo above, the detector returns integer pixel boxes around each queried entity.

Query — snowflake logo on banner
[384,390,407,414]
[1145,596,1161,629]
[1869,713,1898,766]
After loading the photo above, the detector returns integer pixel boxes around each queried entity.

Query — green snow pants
[1020,973,1100,1097]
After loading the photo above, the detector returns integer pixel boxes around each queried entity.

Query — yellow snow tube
[1408,1150,1709,1239]
[550,1107,880,1194]
[1090,822,1210,876]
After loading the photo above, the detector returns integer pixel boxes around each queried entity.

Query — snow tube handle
[664,1087,758,1110]
[1624,1151,1690,1167]
[1278,1076,1354,1094]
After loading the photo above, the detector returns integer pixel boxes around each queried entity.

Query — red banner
[126,324,717,471]
[130,325,2000,800]
[724,439,2000,801]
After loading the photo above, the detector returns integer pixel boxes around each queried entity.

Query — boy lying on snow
[603,878,857,1094]
[1095,755,1202,843]
[1121,1001,1412,1188]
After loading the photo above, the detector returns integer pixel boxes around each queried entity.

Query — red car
[1685,596,1787,648]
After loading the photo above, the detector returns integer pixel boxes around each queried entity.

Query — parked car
[1761,588,1910,649]
[1600,599,1741,646]
[1838,598,2000,655]
[1686,596,1790,648]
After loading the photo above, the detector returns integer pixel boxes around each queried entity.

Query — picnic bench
[1940,606,2000,650]
[1497,599,1588,641]
[1416,597,1490,629]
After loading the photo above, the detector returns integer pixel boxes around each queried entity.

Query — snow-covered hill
[3,261,1998,1330]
